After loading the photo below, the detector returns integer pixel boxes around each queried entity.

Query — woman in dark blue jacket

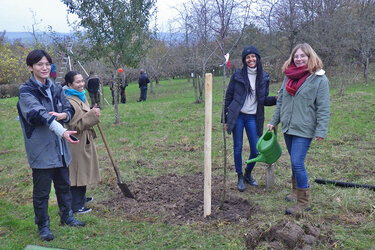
[224,45,277,192]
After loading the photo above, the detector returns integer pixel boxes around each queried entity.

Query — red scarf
[285,64,310,96]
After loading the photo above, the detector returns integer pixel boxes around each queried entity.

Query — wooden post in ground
[266,163,275,189]
[204,73,212,217]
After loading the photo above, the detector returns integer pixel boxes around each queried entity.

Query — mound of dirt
[100,173,260,224]
[244,220,334,249]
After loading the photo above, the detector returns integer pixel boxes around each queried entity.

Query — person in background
[50,63,57,82]
[64,71,101,214]
[224,45,277,192]
[120,72,128,104]
[137,69,150,102]
[17,49,85,242]
[86,71,101,109]
[267,43,330,215]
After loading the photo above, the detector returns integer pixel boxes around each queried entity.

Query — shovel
[97,123,135,199]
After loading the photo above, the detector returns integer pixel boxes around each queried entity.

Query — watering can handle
[266,127,277,137]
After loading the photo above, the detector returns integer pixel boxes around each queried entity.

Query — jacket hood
[240,46,263,92]
[242,45,261,63]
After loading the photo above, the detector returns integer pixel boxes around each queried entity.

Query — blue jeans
[140,86,148,101]
[232,113,258,174]
[284,134,312,189]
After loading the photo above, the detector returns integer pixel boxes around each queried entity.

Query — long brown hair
[282,43,323,73]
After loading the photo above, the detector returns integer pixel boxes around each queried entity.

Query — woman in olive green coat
[267,43,330,215]
[64,71,101,214]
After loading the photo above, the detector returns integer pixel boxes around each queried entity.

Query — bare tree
[350,0,375,82]
[194,0,214,103]
[63,0,155,124]
[210,0,252,205]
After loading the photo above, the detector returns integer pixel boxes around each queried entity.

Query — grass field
[0,75,374,249]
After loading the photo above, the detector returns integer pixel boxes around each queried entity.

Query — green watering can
[245,128,282,164]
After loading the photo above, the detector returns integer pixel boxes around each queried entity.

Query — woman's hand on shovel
[91,104,101,117]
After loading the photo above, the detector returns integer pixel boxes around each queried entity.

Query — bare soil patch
[100,173,259,224]
[100,173,335,247]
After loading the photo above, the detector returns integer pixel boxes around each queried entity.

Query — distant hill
[2,31,71,44]
[3,31,185,45]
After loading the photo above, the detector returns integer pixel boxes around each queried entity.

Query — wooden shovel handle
[97,123,122,182]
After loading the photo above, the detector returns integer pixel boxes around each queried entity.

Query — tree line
[1,0,374,100]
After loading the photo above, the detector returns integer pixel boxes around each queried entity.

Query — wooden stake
[204,73,212,217]
[266,163,275,189]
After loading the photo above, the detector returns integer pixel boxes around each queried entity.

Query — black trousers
[32,166,72,226]
[120,87,126,103]
[89,91,100,107]
[70,186,86,212]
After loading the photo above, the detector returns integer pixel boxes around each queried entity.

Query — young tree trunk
[220,66,228,208]
[193,75,199,102]
[198,75,204,103]
[114,80,120,124]
[150,79,154,94]
[364,57,369,84]
[100,80,105,108]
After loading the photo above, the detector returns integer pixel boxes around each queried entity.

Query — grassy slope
[0,76,374,249]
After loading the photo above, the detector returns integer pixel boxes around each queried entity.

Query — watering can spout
[246,154,267,164]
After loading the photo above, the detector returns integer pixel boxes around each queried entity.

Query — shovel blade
[118,182,135,199]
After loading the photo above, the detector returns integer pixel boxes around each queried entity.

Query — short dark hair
[26,49,52,67]
[64,71,80,85]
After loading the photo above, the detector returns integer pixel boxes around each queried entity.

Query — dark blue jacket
[138,73,150,88]
[224,67,277,136]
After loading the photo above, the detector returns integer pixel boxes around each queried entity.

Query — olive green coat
[270,69,330,139]
[66,95,101,186]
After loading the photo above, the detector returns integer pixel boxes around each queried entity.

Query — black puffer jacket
[224,46,277,136]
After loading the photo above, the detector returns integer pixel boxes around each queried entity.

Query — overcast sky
[0,0,183,33]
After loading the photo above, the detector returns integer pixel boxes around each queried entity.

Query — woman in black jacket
[224,45,277,192]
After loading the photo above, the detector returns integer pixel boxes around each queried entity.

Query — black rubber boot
[244,169,258,186]
[237,173,245,192]
[38,220,54,241]
[60,210,85,227]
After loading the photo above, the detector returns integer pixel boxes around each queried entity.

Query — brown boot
[285,176,297,202]
[285,188,311,215]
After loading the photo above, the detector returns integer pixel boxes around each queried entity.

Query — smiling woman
[63,70,101,215]
[267,43,330,216]
[224,45,278,192]
[68,73,85,93]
